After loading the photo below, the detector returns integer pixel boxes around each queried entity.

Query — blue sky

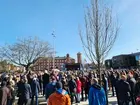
[0,0,140,62]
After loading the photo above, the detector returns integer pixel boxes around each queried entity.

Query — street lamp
[52,31,55,69]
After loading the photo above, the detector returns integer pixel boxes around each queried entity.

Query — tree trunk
[97,61,102,85]
[25,64,30,71]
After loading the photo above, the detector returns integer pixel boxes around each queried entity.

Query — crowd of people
[0,69,140,105]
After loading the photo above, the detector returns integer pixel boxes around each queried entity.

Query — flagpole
[52,31,55,69]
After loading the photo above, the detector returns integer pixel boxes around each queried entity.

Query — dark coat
[68,79,77,93]
[109,74,116,86]
[17,81,23,97]
[45,82,56,100]
[31,79,40,96]
[135,82,140,97]
[0,86,10,105]
[61,80,69,94]
[38,75,43,90]
[43,73,49,86]
[116,79,131,101]
[18,83,32,100]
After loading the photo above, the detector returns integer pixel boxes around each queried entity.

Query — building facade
[32,54,75,71]
[105,59,112,69]
[112,54,137,69]
[130,52,140,66]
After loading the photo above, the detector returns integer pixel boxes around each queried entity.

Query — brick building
[32,54,75,71]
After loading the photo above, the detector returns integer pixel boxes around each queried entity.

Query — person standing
[116,75,131,105]
[76,77,81,103]
[17,78,32,105]
[68,76,77,103]
[127,73,136,105]
[80,75,86,101]
[135,77,140,105]
[0,81,11,105]
[102,74,108,105]
[48,82,71,105]
[31,74,40,105]
[45,76,57,100]
[7,81,15,105]
[38,72,43,95]
[43,70,50,96]
[109,71,116,96]
[88,78,106,105]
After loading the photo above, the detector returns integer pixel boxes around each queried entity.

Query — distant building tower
[66,54,70,63]
[77,52,82,64]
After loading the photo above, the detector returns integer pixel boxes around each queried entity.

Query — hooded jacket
[88,84,106,105]
[48,89,71,105]
[45,82,56,100]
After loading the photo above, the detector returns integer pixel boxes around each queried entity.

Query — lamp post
[52,31,55,69]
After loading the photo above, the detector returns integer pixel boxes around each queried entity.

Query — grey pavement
[39,92,118,105]
[15,91,133,105]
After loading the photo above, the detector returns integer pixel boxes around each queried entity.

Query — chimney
[77,52,82,64]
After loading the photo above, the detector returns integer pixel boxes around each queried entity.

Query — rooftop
[38,56,75,60]
[130,52,140,56]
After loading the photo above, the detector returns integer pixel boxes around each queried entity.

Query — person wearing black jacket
[116,75,131,105]
[109,71,116,96]
[38,72,43,95]
[42,70,49,96]
[18,78,32,105]
[68,76,77,103]
[135,77,140,98]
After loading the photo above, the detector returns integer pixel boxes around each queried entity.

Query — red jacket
[76,80,82,93]
[80,77,86,88]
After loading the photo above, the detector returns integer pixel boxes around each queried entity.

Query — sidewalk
[39,92,118,105]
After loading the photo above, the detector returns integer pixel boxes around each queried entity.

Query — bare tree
[79,0,119,82]
[0,60,8,72]
[0,37,52,71]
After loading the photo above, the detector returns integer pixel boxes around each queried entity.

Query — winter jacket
[68,79,77,93]
[45,82,56,99]
[76,80,81,93]
[43,73,50,86]
[109,74,116,86]
[48,89,71,105]
[0,86,11,105]
[18,83,32,100]
[88,84,106,105]
[116,79,131,101]
[80,77,86,88]
[127,77,136,96]
[135,82,140,97]
[31,79,40,96]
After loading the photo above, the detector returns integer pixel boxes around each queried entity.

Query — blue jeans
[31,95,38,105]
[76,93,81,102]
